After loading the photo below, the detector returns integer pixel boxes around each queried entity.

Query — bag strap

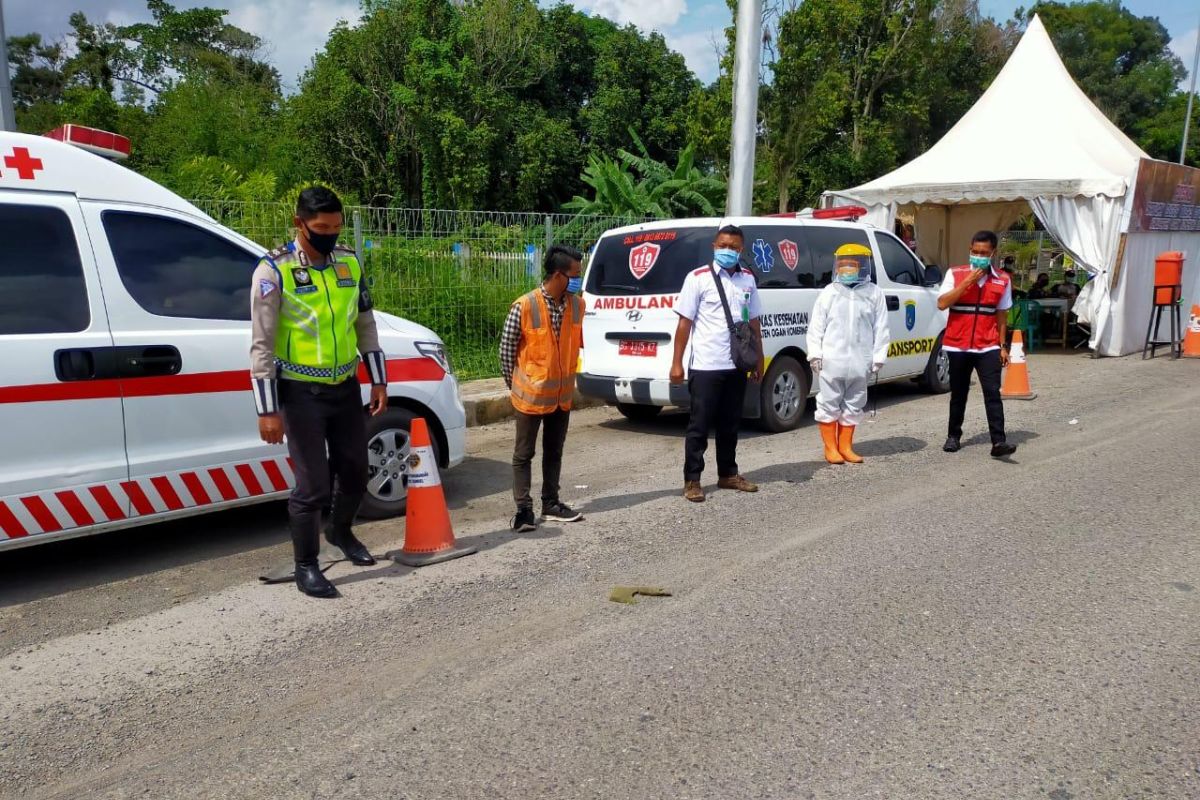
[709,265,738,332]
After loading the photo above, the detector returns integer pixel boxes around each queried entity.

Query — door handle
[54,347,121,381]
[118,345,183,378]
[886,295,900,311]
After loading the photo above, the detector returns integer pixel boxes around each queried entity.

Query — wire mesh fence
[192,200,649,380]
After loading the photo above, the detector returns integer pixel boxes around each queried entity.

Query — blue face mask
[969,254,992,269]
[566,276,582,294]
[714,248,740,270]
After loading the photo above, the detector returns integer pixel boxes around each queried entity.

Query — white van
[0,132,465,551]
[578,212,951,431]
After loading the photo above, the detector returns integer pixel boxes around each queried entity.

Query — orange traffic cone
[1001,329,1037,400]
[390,418,477,567]
[1183,304,1200,358]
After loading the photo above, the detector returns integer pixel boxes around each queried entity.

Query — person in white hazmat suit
[807,244,890,464]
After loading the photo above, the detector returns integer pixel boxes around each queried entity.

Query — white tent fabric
[822,15,1149,355]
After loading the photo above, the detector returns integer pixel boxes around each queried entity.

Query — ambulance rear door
[82,202,287,518]
[582,225,714,385]
[0,190,129,545]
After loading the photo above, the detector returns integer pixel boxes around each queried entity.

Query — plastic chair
[1010,299,1042,352]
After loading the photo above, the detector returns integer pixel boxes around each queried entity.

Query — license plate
[619,340,657,357]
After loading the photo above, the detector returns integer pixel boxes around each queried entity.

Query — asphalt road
[1,351,1197,799]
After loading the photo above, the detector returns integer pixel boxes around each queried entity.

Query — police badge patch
[259,280,276,298]
[292,267,318,294]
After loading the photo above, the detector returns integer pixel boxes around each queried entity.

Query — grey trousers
[512,408,570,509]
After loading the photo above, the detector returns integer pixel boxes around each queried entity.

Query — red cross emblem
[4,147,44,180]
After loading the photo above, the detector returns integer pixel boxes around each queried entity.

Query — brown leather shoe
[683,480,705,503]
[717,475,758,492]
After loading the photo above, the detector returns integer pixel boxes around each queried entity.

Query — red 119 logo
[628,242,661,280]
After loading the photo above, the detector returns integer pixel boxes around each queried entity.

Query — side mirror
[923,265,943,286]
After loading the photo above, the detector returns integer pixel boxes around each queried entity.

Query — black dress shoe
[295,561,338,598]
[324,493,376,566]
[943,436,961,452]
[325,530,376,566]
[990,442,1017,458]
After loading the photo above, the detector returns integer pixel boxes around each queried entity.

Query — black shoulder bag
[709,266,760,372]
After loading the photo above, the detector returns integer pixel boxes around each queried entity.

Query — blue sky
[4,0,1194,90]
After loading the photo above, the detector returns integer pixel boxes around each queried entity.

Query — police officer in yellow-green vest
[250,187,389,599]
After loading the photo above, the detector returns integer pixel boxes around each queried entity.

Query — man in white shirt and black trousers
[669,224,765,503]
[936,229,1018,458]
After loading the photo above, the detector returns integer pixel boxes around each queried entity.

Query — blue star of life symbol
[752,238,774,273]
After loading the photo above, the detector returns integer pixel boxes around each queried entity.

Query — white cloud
[225,0,360,89]
[572,0,688,30]
[666,29,724,83]
[1171,28,1199,91]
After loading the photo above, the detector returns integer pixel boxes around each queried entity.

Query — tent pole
[1182,9,1200,165]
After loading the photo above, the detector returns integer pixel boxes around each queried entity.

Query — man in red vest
[936,230,1017,458]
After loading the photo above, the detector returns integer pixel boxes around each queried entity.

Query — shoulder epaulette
[333,244,357,256]
[265,243,294,263]
[691,266,710,276]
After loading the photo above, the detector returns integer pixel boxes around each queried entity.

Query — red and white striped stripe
[0,456,295,541]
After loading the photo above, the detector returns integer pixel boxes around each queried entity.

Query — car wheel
[921,335,951,394]
[616,402,663,422]
[358,407,443,520]
[758,356,809,432]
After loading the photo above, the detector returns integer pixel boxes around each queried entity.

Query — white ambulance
[0,131,465,551]
[578,211,951,431]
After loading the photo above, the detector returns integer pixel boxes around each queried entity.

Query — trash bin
[1154,251,1184,305]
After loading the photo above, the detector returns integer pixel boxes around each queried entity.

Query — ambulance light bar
[811,205,867,220]
[44,125,131,161]
[763,205,868,221]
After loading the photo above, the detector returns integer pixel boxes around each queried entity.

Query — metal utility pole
[0,0,15,132]
[1182,9,1200,165]
[726,0,763,216]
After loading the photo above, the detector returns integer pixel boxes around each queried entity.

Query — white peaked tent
[822,14,1170,356]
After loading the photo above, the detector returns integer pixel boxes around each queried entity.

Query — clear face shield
[834,255,871,286]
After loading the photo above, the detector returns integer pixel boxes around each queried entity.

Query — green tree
[1029,1,1184,137]
[565,131,726,217]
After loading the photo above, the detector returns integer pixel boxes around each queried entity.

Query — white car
[578,211,951,430]
[0,131,465,551]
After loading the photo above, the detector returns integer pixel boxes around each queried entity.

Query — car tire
[358,407,443,520]
[758,356,809,432]
[920,335,952,394]
[616,402,663,422]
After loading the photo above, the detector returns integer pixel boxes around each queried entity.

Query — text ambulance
[0,131,465,551]
[579,212,950,431]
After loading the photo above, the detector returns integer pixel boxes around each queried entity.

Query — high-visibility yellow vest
[511,290,583,414]
[272,245,363,384]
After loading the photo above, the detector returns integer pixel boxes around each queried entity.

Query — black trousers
[684,369,747,481]
[279,379,368,517]
[947,350,1006,445]
[512,408,570,510]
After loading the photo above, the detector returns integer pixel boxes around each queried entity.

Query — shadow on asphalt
[0,500,290,608]
[328,524,568,589]
[579,488,681,514]
[443,455,511,509]
[0,455,509,607]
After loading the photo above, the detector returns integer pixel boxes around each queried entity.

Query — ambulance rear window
[585,228,713,296]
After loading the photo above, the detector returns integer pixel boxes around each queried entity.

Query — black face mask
[302,222,339,256]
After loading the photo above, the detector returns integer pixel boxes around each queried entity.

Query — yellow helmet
[834,243,873,258]
[833,243,873,284]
